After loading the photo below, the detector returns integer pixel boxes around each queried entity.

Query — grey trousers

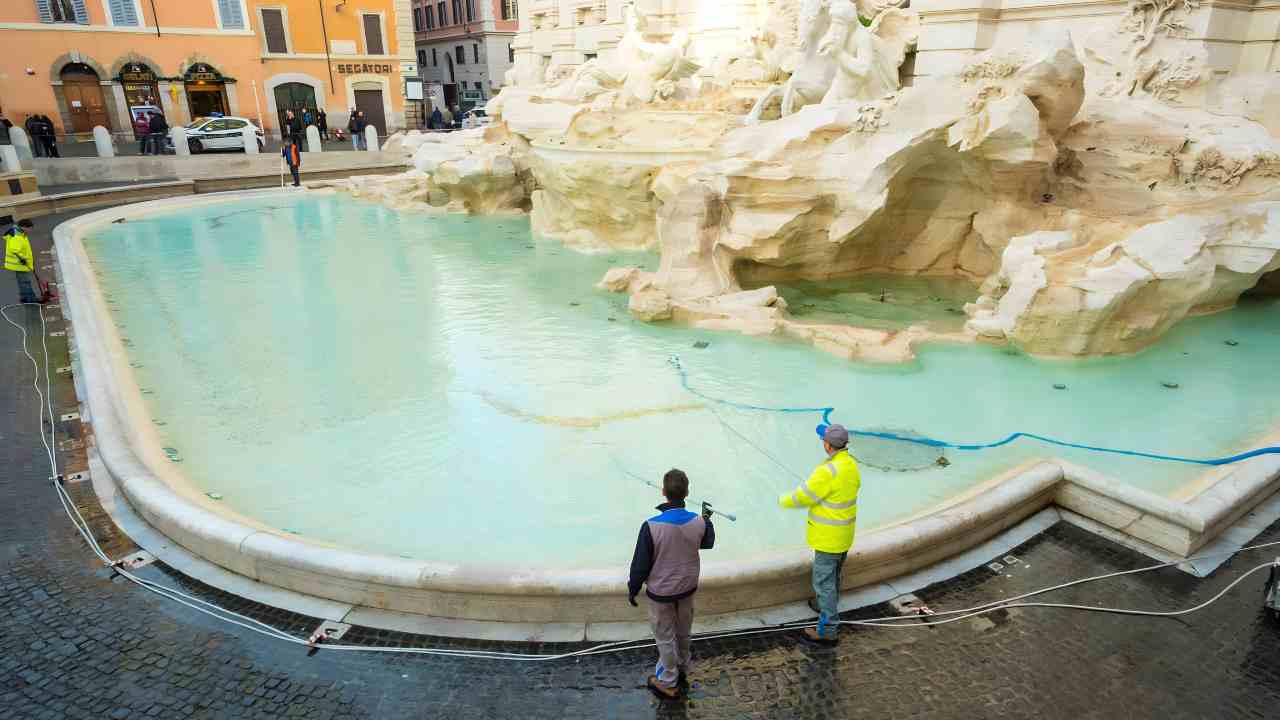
[648,595,694,687]
[813,550,848,638]
[15,271,37,303]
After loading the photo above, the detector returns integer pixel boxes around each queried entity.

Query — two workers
[3,216,41,304]
[629,423,862,698]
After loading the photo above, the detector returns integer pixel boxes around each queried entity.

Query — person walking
[284,109,303,145]
[628,469,716,699]
[281,135,302,188]
[346,109,362,151]
[355,111,369,150]
[3,216,39,304]
[37,116,59,158]
[134,114,152,155]
[302,107,314,130]
[317,109,328,141]
[146,112,168,156]
[0,113,11,146]
[778,423,862,645]
[24,115,44,158]
[429,107,443,131]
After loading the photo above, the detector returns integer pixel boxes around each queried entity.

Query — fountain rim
[55,190,1280,627]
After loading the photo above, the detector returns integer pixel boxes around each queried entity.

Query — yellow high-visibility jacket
[778,449,861,554]
[4,229,33,273]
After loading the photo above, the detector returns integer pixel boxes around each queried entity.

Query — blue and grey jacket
[628,501,715,603]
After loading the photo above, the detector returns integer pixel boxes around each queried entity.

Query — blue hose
[667,355,1280,467]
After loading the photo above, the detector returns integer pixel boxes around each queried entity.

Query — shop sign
[334,63,395,74]
[184,63,224,83]
[120,62,156,83]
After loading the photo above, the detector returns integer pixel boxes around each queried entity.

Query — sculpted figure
[819,2,920,105]
[617,4,700,103]
[746,0,838,124]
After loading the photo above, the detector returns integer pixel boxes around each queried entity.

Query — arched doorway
[61,63,111,134]
[118,62,163,139]
[184,63,230,119]
[273,82,317,137]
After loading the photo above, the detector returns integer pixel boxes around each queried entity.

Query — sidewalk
[51,136,375,159]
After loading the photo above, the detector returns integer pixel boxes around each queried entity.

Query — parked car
[461,109,491,130]
[182,116,265,153]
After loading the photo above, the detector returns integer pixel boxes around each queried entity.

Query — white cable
[6,300,1279,662]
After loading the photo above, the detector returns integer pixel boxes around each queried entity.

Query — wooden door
[62,77,110,134]
[354,89,386,136]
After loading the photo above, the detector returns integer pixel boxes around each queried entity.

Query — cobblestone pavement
[3,211,1280,719]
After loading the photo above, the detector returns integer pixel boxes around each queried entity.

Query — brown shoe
[801,626,838,645]
[647,675,680,699]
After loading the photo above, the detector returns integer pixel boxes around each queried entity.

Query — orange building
[0,0,417,141]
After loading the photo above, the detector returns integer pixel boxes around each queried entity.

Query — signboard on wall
[426,83,445,109]
[405,79,423,101]
[331,40,357,55]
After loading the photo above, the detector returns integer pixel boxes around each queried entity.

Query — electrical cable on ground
[5,303,1279,663]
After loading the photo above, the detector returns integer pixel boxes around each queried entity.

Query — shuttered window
[502,0,518,21]
[465,0,474,22]
[425,6,434,29]
[216,0,246,30]
[362,14,384,55]
[37,0,88,23]
[107,0,140,25]
[261,8,288,54]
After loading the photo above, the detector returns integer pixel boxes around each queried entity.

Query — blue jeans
[813,550,847,638]
[15,271,38,303]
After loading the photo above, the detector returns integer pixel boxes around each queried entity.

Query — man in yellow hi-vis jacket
[2,216,38,304]
[779,423,861,644]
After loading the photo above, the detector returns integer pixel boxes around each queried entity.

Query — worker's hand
[701,502,713,521]
[628,594,638,608]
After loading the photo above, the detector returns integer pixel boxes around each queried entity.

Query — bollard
[0,145,20,173]
[9,127,33,169]
[171,126,189,156]
[242,126,259,155]
[364,125,379,153]
[306,125,322,153]
[93,126,115,158]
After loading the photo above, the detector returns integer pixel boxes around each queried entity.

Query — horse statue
[745,0,837,124]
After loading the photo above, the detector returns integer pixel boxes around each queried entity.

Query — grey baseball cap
[815,423,849,449]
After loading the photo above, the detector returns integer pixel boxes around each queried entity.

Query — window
[214,0,246,30]
[260,8,289,54]
[455,45,465,65]
[425,5,434,29]
[106,0,142,26]
[508,44,513,63]
[472,44,479,64]
[465,0,474,22]
[362,13,385,55]
[437,2,446,26]
[224,119,248,130]
[502,0,518,21]
[451,0,461,25]
[413,7,422,31]
[417,49,427,67]
[432,48,438,67]
[38,0,86,23]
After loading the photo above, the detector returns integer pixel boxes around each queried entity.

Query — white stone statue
[818,2,920,106]
[746,0,838,123]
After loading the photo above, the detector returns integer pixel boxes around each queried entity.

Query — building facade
[411,0,518,114]
[0,0,417,141]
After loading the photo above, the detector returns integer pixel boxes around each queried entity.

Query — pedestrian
[281,135,302,187]
[146,112,168,156]
[355,111,369,150]
[302,107,314,129]
[134,113,152,155]
[3,216,40,304]
[24,115,44,158]
[317,109,328,140]
[430,106,443,130]
[0,113,11,146]
[628,469,716,699]
[37,116,59,158]
[284,109,303,145]
[778,423,862,645]
[346,109,362,150]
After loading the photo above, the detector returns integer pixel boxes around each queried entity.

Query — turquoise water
[82,194,1280,569]
[773,274,977,332]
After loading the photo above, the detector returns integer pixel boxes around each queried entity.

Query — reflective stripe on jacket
[4,230,33,272]
[778,449,861,554]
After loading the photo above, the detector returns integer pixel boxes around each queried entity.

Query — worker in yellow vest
[2,216,39,304]
[779,423,861,644]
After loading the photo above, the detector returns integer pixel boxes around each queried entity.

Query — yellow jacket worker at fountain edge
[779,423,861,645]
[2,216,39,305]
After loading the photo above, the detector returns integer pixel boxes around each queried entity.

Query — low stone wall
[33,152,408,187]
[56,192,1280,629]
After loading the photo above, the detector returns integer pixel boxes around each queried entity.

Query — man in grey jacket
[628,469,715,699]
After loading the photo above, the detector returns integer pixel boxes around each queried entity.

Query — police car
[182,116,266,153]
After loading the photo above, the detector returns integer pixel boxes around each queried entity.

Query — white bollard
[93,126,115,158]
[306,125,322,153]
[0,146,20,173]
[171,126,189,156]
[242,126,259,155]
[9,127,33,169]
[364,125,379,153]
